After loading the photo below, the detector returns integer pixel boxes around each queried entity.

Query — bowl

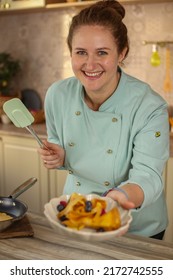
[44,194,132,242]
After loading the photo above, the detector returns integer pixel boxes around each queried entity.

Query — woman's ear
[119,47,128,64]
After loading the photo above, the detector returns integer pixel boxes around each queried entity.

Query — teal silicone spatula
[3,98,49,150]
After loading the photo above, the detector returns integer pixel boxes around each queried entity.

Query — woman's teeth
[84,71,102,77]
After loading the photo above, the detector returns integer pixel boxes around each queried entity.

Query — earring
[118,60,122,66]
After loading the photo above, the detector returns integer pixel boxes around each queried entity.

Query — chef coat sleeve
[118,103,169,209]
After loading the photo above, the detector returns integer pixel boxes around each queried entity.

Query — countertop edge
[0,123,47,138]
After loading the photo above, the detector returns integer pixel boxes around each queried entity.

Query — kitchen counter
[0,123,47,138]
[0,212,173,260]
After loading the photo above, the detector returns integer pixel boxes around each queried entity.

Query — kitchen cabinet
[164,158,173,243]
[0,0,44,10]
[0,134,67,214]
[0,137,4,189]
[0,135,49,214]
[49,169,68,198]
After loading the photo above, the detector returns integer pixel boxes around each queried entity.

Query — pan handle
[9,177,37,199]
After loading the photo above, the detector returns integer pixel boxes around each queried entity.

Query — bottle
[150,44,161,67]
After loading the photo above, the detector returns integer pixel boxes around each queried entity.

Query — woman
[38,0,169,239]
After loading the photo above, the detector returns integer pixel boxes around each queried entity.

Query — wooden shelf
[45,0,173,10]
[0,0,172,15]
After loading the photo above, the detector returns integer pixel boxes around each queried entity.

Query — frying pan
[0,177,37,232]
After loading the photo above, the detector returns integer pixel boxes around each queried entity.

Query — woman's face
[71,25,125,97]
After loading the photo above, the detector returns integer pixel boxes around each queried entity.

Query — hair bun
[95,0,125,20]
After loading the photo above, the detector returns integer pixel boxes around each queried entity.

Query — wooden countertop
[0,213,173,260]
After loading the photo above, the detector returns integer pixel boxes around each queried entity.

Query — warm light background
[0,2,173,105]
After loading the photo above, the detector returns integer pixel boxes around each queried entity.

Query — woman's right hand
[38,140,65,169]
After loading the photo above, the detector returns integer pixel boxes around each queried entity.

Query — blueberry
[57,204,65,212]
[59,215,68,222]
[85,200,92,212]
[96,228,105,232]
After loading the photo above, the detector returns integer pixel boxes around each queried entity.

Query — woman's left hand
[105,183,144,210]
[106,190,135,210]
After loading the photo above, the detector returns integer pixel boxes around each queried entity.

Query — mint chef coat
[45,70,169,237]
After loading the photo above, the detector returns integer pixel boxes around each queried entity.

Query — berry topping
[96,227,105,232]
[85,200,92,212]
[57,204,65,212]
[60,200,67,207]
[59,215,68,222]
[101,209,106,215]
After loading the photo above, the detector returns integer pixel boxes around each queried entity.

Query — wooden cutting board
[0,215,34,239]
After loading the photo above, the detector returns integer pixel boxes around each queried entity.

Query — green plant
[0,52,21,96]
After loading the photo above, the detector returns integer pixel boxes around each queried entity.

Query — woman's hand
[106,190,135,210]
[38,140,65,169]
[105,184,144,210]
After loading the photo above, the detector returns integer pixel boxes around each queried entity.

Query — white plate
[44,194,132,242]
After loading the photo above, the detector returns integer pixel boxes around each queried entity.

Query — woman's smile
[83,70,103,78]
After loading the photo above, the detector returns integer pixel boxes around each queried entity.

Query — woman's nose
[85,55,97,70]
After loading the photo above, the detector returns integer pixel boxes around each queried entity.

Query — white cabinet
[0,135,49,214]
[0,134,68,215]
[49,169,68,198]
[164,158,173,243]
[0,137,4,190]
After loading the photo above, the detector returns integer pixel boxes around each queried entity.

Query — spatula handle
[26,125,51,151]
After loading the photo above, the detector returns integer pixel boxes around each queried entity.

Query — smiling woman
[37,0,169,240]
[70,25,125,110]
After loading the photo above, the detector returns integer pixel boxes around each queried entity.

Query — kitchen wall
[0,1,173,106]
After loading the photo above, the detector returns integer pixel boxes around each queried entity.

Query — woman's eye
[76,50,87,55]
[98,50,108,56]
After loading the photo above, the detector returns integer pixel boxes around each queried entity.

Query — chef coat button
[76,182,81,186]
[155,131,161,137]
[69,170,73,174]
[112,117,118,122]
[104,181,110,186]
[107,149,113,154]
[75,111,81,116]
[68,142,75,147]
